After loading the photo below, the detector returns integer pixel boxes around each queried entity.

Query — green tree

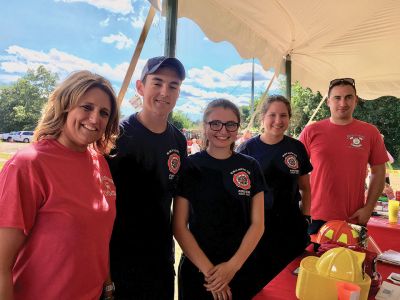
[171,111,193,131]
[290,82,328,137]
[240,96,262,131]
[0,66,58,132]
[354,96,400,162]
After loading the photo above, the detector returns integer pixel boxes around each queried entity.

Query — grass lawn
[0,153,12,160]
[0,153,12,171]
[0,153,11,171]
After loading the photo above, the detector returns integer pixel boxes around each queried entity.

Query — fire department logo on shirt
[168,152,181,174]
[101,176,116,197]
[348,135,364,148]
[232,171,251,190]
[284,153,299,170]
[282,152,299,174]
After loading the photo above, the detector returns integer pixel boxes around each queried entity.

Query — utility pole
[285,54,291,101]
[250,58,255,114]
[164,0,178,58]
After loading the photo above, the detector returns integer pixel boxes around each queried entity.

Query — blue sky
[0,0,283,120]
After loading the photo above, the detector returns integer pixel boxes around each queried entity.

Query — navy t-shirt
[237,135,313,280]
[237,135,312,217]
[107,113,187,267]
[177,151,266,263]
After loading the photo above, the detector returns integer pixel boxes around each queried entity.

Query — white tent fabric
[172,0,400,99]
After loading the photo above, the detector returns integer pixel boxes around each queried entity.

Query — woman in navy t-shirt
[173,99,266,300]
[237,95,313,292]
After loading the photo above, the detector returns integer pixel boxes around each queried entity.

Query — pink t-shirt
[299,119,388,221]
[0,139,116,300]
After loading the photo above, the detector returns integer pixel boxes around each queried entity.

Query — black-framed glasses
[329,78,355,89]
[208,120,240,132]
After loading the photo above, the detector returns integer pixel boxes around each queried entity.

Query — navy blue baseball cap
[140,56,185,81]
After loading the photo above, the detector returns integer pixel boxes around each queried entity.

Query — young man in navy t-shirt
[107,57,187,300]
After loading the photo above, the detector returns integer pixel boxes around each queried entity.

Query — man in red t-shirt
[300,78,388,233]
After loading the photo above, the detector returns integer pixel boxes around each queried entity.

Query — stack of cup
[336,282,360,300]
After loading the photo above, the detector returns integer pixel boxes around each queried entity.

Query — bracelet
[103,282,115,293]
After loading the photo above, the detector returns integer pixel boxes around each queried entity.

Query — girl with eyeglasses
[173,98,266,300]
[237,95,313,292]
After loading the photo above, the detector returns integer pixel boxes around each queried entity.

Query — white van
[13,131,34,143]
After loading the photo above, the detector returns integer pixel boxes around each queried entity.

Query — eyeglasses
[208,120,240,132]
[329,78,355,89]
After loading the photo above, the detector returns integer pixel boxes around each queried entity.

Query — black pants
[112,262,175,300]
[245,212,310,294]
[178,255,257,300]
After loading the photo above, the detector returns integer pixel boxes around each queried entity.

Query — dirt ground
[0,142,30,164]
[0,141,29,154]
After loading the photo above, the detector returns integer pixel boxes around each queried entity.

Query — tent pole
[117,6,156,105]
[307,94,327,125]
[250,58,255,114]
[164,0,178,57]
[247,69,280,129]
[285,54,292,101]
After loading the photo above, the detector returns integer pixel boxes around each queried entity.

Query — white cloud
[130,5,146,28]
[99,17,110,27]
[101,32,133,50]
[0,45,148,83]
[177,83,252,118]
[186,63,278,90]
[0,45,281,121]
[131,17,145,29]
[56,0,133,15]
[130,5,160,29]
[117,16,130,22]
[0,74,20,83]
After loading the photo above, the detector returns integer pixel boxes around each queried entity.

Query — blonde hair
[34,70,120,154]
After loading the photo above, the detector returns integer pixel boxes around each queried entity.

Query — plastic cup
[336,281,361,300]
[388,200,399,224]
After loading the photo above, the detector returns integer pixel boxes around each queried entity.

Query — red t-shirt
[299,119,388,221]
[0,139,116,300]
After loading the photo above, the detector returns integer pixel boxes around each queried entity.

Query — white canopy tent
[168,0,400,100]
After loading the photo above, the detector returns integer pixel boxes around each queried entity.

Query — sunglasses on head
[329,78,355,89]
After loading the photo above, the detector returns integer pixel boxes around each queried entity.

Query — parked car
[2,131,19,142]
[13,131,34,143]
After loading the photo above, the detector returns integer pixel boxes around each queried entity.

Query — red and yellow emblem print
[284,154,299,170]
[168,153,181,174]
[233,171,251,190]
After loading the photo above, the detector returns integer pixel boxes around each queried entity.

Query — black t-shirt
[237,135,312,218]
[107,113,187,266]
[177,151,266,263]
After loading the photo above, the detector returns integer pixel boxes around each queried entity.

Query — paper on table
[378,250,400,266]
[375,281,400,300]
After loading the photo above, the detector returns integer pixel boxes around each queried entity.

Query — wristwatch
[103,282,115,293]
